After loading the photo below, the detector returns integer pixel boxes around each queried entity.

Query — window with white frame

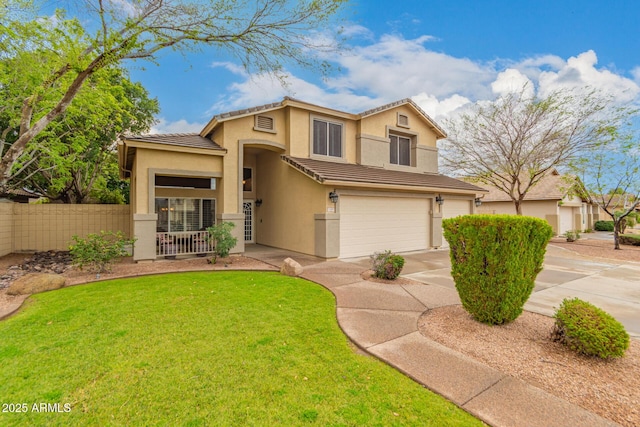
[155,198,215,232]
[390,134,411,166]
[313,118,342,157]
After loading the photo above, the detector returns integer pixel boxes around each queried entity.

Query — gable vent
[255,115,275,131]
[397,114,409,127]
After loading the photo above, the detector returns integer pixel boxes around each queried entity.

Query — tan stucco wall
[0,201,14,256]
[133,148,223,215]
[287,106,358,163]
[359,105,438,148]
[479,200,559,217]
[254,151,328,255]
[11,204,131,252]
[478,200,563,233]
[358,106,439,172]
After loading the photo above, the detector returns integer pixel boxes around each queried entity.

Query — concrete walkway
[245,244,622,427]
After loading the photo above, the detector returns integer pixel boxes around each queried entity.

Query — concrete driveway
[348,243,640,339]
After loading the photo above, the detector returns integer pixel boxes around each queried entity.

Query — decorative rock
[7,273,66,296]
[280,257,303,277]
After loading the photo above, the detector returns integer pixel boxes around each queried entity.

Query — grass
[0,272,482,426]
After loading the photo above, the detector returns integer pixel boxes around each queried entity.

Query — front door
[243,200,254,243]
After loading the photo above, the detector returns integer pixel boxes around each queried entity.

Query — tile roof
[470,170,577,201]
[208,97,446,137]
[359,98,447,138]
[126,133,224,150]
[214,101,284,120]
[282,156,485,192]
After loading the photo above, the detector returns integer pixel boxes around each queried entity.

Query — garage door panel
[339,195,429,258]
[559,207,573,235]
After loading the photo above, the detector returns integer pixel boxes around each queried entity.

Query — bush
[370,250,405,280]
[594,220,614,231]
[551,298,629,359]
[564,229,581,242]
[69,231,135,273]
[443,215,554,325]
[206,222,238,264]
[619,234,640,246]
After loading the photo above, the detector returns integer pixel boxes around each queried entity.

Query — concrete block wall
[0,201,14,257]
[0,202,131,253]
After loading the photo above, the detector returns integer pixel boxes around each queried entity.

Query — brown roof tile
[283,156,485,193]
[470,170,578,201]
[359,98,447,138]
[126,133,224,151]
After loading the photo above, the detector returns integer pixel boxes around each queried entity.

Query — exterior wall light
[435,195,444,206]
[255,199,263,207]
[475,197,482,207]
[329,191,339,204]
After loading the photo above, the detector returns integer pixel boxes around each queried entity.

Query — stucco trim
[322,180,482,195]
[124,140,226,156]
[237,139,286,214]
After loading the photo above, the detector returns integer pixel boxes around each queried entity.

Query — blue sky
[122,0,640,134]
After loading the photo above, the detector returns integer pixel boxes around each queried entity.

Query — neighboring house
[0,188,40,203]
[474,169,599,235]
[118,97,485,261]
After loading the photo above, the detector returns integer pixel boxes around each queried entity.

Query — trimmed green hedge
[551,298,629,359]
[443,215,554,325]
[594,220,615,231]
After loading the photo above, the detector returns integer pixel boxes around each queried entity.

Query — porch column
[314,213,340,258]
[133,213,158,262]
[217,213,245,254]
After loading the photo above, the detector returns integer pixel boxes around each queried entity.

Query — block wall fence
[0,201,131,257]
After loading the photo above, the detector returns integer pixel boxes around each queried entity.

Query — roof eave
[123,139,227,155]
[322,180,483,195]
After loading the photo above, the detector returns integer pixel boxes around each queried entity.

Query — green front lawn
[0,272,482,426]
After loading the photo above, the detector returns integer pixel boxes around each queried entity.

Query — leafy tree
[9,65,158,203]
[571,127,640,249]
[441,86,628,214]
[0,0,347,190]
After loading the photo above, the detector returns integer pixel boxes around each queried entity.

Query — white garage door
[441,199,472,248]
[339,195,429,258]
[559,206,574,235]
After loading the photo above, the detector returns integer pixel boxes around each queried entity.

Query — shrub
[551,298,629,359]
[594,220,614,231]
[206,222,238,264]
[69,231,135,273]
[619,234,640,246]
[443,215,554,325]
[564,229,581,242]
[370,250,405,280]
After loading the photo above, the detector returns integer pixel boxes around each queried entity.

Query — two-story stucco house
[118,97,485,261]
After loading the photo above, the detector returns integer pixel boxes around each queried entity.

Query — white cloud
[411,92,471,119]
[203,33,640,121]
[326,34,495,101]
[491,69,534,97]
[633,67,640,85]
[150,118,206,134]
[537,51,639,102]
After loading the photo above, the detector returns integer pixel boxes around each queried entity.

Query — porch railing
[156,231,212,257]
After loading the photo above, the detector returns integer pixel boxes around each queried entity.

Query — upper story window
[313,119,342,158]
[390,134,411,166]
